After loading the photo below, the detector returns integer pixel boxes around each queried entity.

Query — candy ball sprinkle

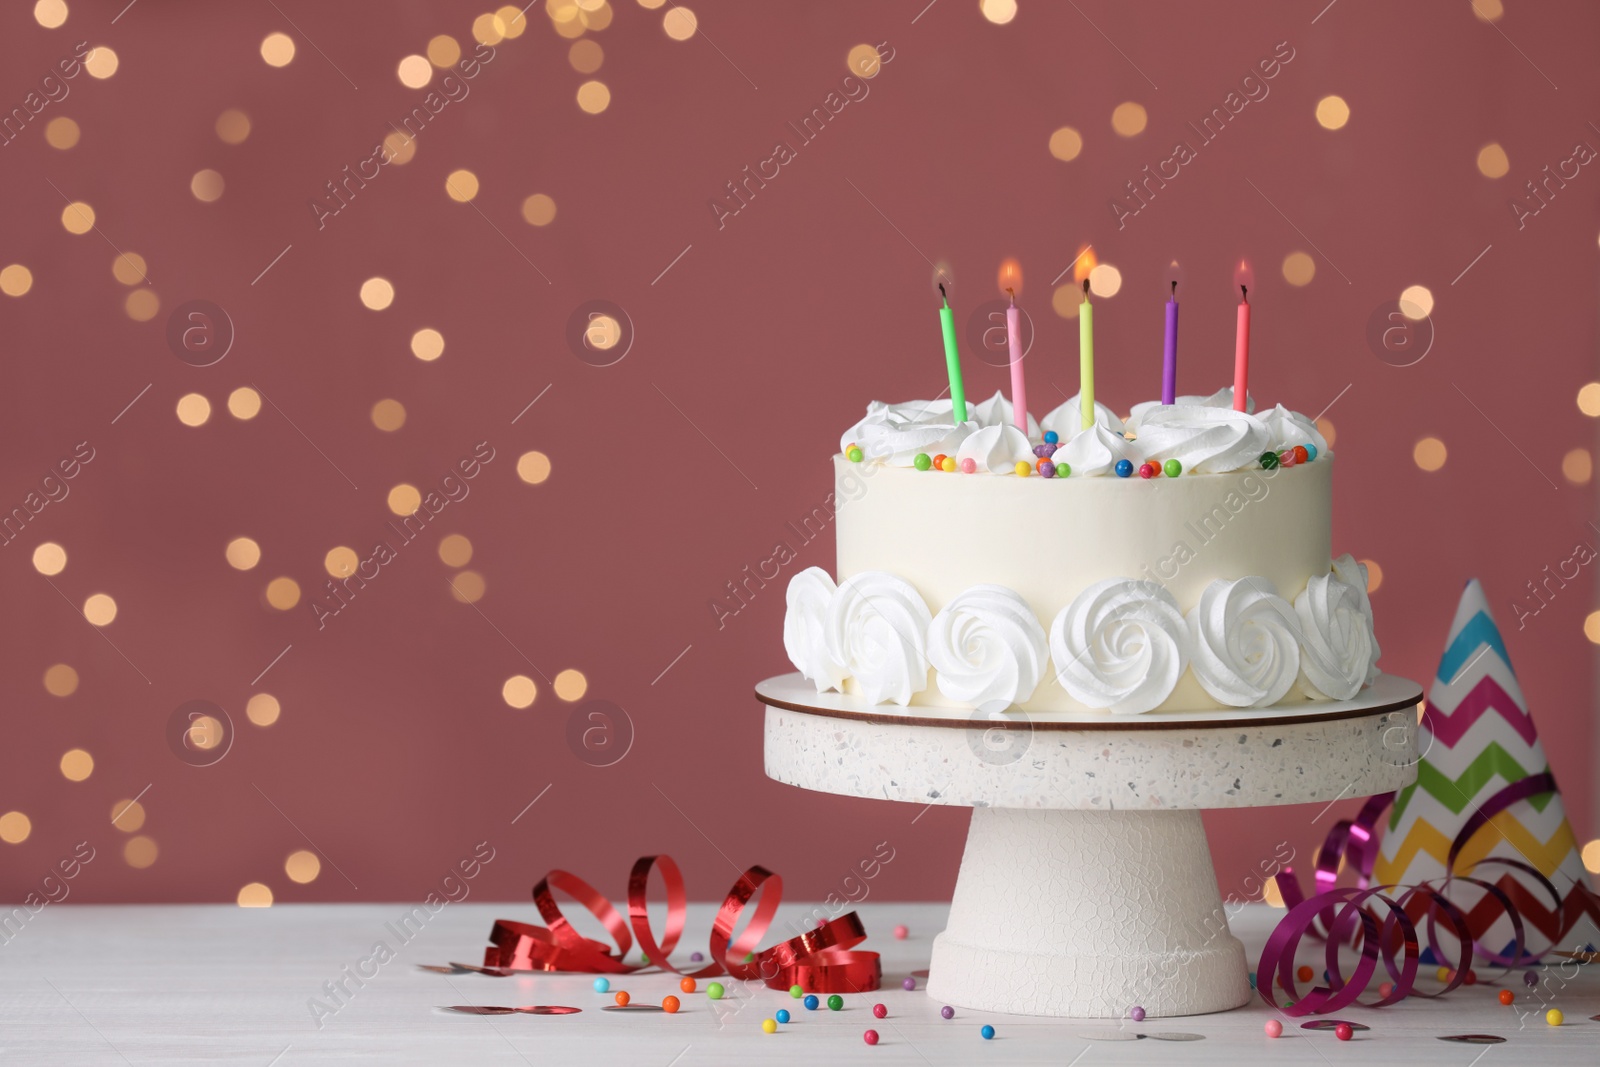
[690,951,704,962]
[1260,451,1279,470]
[776,1009,790,1023]
[1056,461,1071,478]
[1032,443,1053,459]
[1297,965,1313,982]
[980,1024,995,1040]
[1334,1023,1353,1041]
[762,1019,777,1034]
[872,1004,887,1018]
[1164,458,1183,478]
[914,453,932,472]
[1014,460,1031,477]
[1038,460,1056,479]
[902,977,916,991]
[1464,970,1478,986]
[1546,1008,1563,1026]
[1264,1019,1283,1038]
[893,925,908,940]
[1138,461,1156,479]
[932,453,947,470]
[863,1030,879,1046]
[1378,982,1394,998]
[706,983,724,1001]
[827,995,844,1011]
[662,995,679,1014]
[614,991,630,1007]
[592,977,610,994]
[847,446,864,463]
[941,1006,955,1020]
[1304,443,1318,461]
[1129,1006,1146,1022]
[1115,459,1134,478]
[1498,989,1514,1005]
[1291,445,1309,465]
[1044,430,1059,445]
[959,457,977,474]
[1435,966,1452,983]
[789,984,803,999]
[941,456,957,473]
[804,994,819,1011]
[1524,971,1538,987]
[680,977,696,994]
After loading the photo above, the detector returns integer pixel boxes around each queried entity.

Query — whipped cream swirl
[1256,403,1329,455]
[1050,423,1134,477]
[1127,387,1254,431]
[824,571,932,705]
[1332,554,1379,684]
[1039,393,1126,440]
[926,585,1050,713]
[1131,405,1272,474]
[840,400,976,466]
[1294,564,1377,700]
[957,423,1035,474]
[783,567,848,693]
[1187,577,1303,707]
[1049,578,1191,714]
[969,390,1040,439]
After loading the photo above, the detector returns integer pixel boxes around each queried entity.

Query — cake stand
[755,673,1423,1018]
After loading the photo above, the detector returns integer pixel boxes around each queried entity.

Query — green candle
[1079,279,1094,430]
[939,284,967,423]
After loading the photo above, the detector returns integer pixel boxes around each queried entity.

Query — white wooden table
[1,902,1594,1064]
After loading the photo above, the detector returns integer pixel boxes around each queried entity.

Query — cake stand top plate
[756,673,1422,811]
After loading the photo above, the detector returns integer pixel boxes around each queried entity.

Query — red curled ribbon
[1259,775,1599,1015]
[481,856,881,995]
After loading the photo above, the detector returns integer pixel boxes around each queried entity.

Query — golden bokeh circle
[638,0,666,8]
[111,798,146,832]
[570,39,604,73]
[517,451,552,484]
[0,265,34,297]
[324,546,359,577]
[1048,126,1083,162]
[397,54,432,89]
[585,314,622,350]
[662,7,697,40]
[61,201,95,234]
[84,593,117,626]
[360,277,395,310]
[521,194,557,226]
[446,169,480,202]
[388,484,422,515]
[34,0,68,29]
[1577,382,1600,417]
[1581,838,1600,873]
[846,43,882,79]
[1562,448,1592,485]
[1315,417,1337,449]
[237,882,273,907]
[112,252,148,285]
[579,2,612,31]
[228,387,261,420]
[44,663,79,697]
[383,131,416,165]
[285,850,321,884]
[0,811,32,845]
[427,35,461,67]
[553,668,588,702]
[84,46,118,78]
[226,537,261,570]
[45,116,79,149]
[1088,263,1123,298]
[1110,101,1147,137]
[60,748,94,782]
[191,168,225,202]
[371,398,407,431]
[450,570,486,603]
[1398,284,1434,320]
[1412,436,1447,471]
[1314,95,1350,130]
[473,12,506,45]
[411,328,445,361]
[1281,251,1316,286]
[216,109,251,144]
[265,577,301,610]
[1473,0,1504,22]
[438,533,473,567]
[187,714,224,750]
[980,0,1018,24]
[1360,559,1384,593]
[1476,142,1509,178]
[1586,611,1600,645]
[503,674,538,709]
[124,836,158,868]
[496,5,529,36]
[124,289,160,322]
[176,393,211,427]
[576,80,611,114]
[261,32,296,67]
[247,693,281,726]
[1051,284,1082,319]
[33,542,67,576]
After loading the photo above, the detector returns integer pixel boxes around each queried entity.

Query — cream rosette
[1293,564,1377,700]
[927,584,1049,713]
[824,571,933,706]
[1331,554,1379,684]
[1256,403,1329,456]
[955,423,1035,474]
[783,567,848,693]
[1049,423,1135,477]
[1186,577,1303,707]
[1039,392,1126,441]
[840,400,973,467]
[969,390,1041,439]
[1049,578,1191,714]
[1127,386,1253,431]
[1130,404,1271,474]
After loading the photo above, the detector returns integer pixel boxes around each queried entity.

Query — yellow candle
[1079,280,1094,430]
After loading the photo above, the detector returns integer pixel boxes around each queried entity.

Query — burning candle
[1162,278,1179,406]
[1233,260,1252,412]
[1079,279,1094,430]
[999,259,1026,433]
[938,282,968,423]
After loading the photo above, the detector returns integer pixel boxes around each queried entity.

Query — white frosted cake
[781,388,1380,716]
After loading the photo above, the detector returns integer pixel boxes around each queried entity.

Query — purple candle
[1162,280,1179,405]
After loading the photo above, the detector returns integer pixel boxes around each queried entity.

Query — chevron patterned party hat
[1374,579,1598,957]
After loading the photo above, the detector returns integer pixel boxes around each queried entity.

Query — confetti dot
[227,387,261,420]
[370,398,406,432]
[216,109,251,144]
[60,748,94,782]
[411,328,445,361]
[438,534,473,567]
[1360,559,1383,593]
[0,812,32,844]
[33,542,67,576]
[34,0,68,28]
[449,570,486,603]
[1413,436,1447,472]
[1562,448,1591,485]
[1315,418,1336,448]
[44,116,79,149]
[1473,0,1504,22]
[1111,101,1147,137]
[554,669,588,702]
[84,593,117,626]
[124,289,160,322]
[569,39,604,72]
[1477,142,1509,178]
[496,5,528,36]
[1315,95,1350,129]
[427,35,461,67]
[472,12,505,45]
[360,277,395,310]
[503,675,538,709]
[324,546,359,577]
[226,537,261,570]
[980,0,1018,24]
[84,46,117,78]
[124,835,158,868]
[265,577,301,610]
[521,194,557,226]
[44,664,79,697]
[576,80,611,114]
[61,201,95,234]
[285,850,321,884]
[111,798,145,832]
[383,131,416,165]
[846,43,882,78]
[1281,252,1315,286]
[1581,839,1600,873]
[662,7,696,39]
[237,882,273,907]
[388,484,421,515]
[191,168,225,202]
[176,393,211,427]
[1398,284,1434,320]
[261,32,295,67]
[247,693,281,726]
[1578,383,1600,416]
[112,252,148,285]
[1585,611,1600,645]
[1088,263,1122,298]
[517,451,552,484]
[445,169,479,202]
[1048,126,1083,162]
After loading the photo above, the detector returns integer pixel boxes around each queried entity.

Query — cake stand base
[926,806,1250,1018]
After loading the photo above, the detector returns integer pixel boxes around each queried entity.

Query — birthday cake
[781,388,1381,715]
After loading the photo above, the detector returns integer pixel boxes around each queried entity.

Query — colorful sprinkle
[872,1003,887,1018]
[1260,451,1279,469]
[1304,443,1318,461]
[1130,1006,1146,1022]
[662,995,680,1013]
[847,446,864,463]
[1014,460,1031,477]
[941,456,957,472]
[706,983,724,1000]
[680,977,696,994]
[1264,1019,1283,1038]
[776,1008,790,1023]
[1138,461,1157,479]
[959,457,977,474]
[1164,458,1182,478]
[1335,1023,1353,1041]
[1038,460,1056,479]
[827,995,844,1011]
[1115,459,1133,478]
[614,991,630,1007]
[1055,461,1070,478]
[804,994,819,1011]
[1043,430,1059,445]
[762,1018,778,1034]
[864,1030,879,1045]
[1546,1008,1563,1026]
[1291,445,1309,465]
[893,925,908,940]
[902,977,916,991]
[592,977,609,994]
[941,1006,955,1019]
[914,453,932,471]
[980,1024,995,1040]
[1498,989,1514,1005]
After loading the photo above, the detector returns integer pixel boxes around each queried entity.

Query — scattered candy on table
[872,1003,887,1018]
[1264,1020,1283,1038]
[1115,459,1133,478]
[690,952,704,962]
[1464,970,1477,986]
[1247,971,1256,989]
[804,995,819,1011]
[1524,972,1538,987]
[1334,1023,1353,1041]
[1436,966,1452,983]
[1378,982,1394,998]
[662,996,679,1014]
[706,983,724,1001]
[1129,1006,1146,1022]
[613,991,630,1007]
[940,1006,955,1019]
[827,995,844,1011]
[1498,990,1514,1005]
[776,1009,790,1023]
[1297,965,1313,982]
[592,977,609,994]
[1546,1009,1563,1026]
[863,1030,879,1045]
[893,925,908,940]
[980,1024,995,1040]
[789,984,803,999]
[902,977,916,991]
[680,977,696,994]
[762,1019,777,1034]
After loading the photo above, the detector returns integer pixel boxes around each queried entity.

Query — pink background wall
[2,0,1596,907]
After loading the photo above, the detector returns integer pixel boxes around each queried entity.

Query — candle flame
[1072,246,1097,284]
[1233,258,1255,289]
[931,261,955,298]
[997,258,1022,299]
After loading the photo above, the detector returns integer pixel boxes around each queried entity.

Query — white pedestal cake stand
[755,672,1423,1018]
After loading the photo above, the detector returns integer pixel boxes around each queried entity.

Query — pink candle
[1233,285,1250,412]
[999,259,1026,432]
